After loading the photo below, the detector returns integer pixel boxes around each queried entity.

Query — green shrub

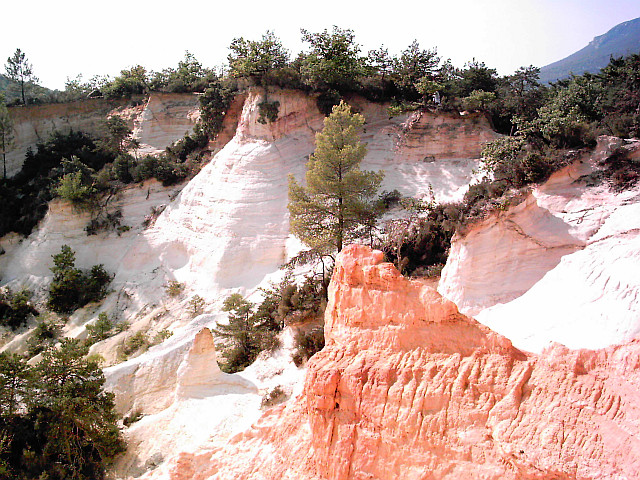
[379,203,464,276]
[122,331,150,357]
[0,339,126,479]
[1,131,114,237]
[153,329,172,343]
[26,316,61,357]
[85,312,126,346]
[315,89,341,116]
[47,245,113,313]
[164,281,184,298]
[261,385,287,408]
[122,410,144,427]
[257,100,280,124]
[54,171,96,204]
[600,147,640,192]
[292,326,325,367]
[188,295,206,317]
[85,209,123,236]
[0,288,38,330]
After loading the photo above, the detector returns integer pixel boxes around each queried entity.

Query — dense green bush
[213,274,326,372]
[0,288,37,330]
[257,100,280,124]
[292,326,325,367]
[0,340,126,479]
[47,245,112,313]
[85,312,128,346]
[26,315,61,357]
[0,130,114,237]
[380,203,464,276]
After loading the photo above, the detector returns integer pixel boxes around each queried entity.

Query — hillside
[540,17,640,83]
[1,43,640,478]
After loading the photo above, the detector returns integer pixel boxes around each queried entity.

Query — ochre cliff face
[148,245,640,480]
[394,109,500,161]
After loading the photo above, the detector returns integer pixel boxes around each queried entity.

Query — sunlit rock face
[439,136,640,352]
[133,93,200,154]
[2,87,495,312]
[1,88,505,479]
[143,245,640,480]
[5,93,200,178]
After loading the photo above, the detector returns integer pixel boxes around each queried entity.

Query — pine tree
[213,294,261,372]
[288,100,384,252]
[0,94,13,179]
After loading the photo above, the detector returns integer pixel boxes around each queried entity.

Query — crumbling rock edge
[144,245,640,480]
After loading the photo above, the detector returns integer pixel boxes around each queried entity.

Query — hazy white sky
[3,0,640,90]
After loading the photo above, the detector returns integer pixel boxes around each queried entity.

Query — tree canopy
[0,340,125,479]
[0,94,13,178]
[4,49,38,105]
[228,31,289,84]
[288,100,383,252]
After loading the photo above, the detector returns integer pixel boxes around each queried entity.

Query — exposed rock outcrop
[5,93,199,178]
[5,97,129,177]
[145,245,640,480]
[0,89,507,478]
[439,136,640,352]
[133,93,200,154]
[108,327,261,477]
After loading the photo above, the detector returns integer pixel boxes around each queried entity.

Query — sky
[2,0,640,90]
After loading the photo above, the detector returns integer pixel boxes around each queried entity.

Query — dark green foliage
[380,203,464,276]
[4,49,38,105]
[26,317,61,357]
[292,326,325,367]
[149,52,213,93]
[198,79,237,139]
[100,116,136,156]
[261,385,287,408]
[0,289,37,330]
[275,276,325,325]
[455,59,499,97]
[481,137,561,188]
[257,100,280,124]
[122,410,144,427]
[0,130,114,237]
[213,274,327,372]
[0,352,31,417]
[599,146,640,192]
[102,65,148,98]
[315,89,341,116]
[167,125,208,161]
[85,313,120,346]
[228,31,289,85]
[379,189,403,209]
[85,208,123,236]
[393,40,440,99]
[0,340,126,480]
[47,245,112,314]
[597,54,640,138]
[300,27,365,92]
[213,294,262,373]
[288,101,384,253]
[122,331,150,357]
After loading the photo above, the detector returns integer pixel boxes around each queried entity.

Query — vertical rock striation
[147,245,640,480]
[438,136,640,351]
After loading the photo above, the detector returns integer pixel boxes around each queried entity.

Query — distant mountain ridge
[539,17,640,83]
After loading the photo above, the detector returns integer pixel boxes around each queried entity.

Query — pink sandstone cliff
[146,245,640,480]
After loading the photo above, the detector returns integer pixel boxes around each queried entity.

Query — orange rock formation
[148,245,640,480]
